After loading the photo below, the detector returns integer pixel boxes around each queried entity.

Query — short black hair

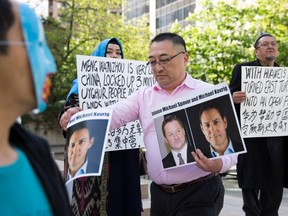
[150,32,187,52]
[66,121,90,146]
[199,101,226,123]
[0,0,15,54]
[162,115,184,138]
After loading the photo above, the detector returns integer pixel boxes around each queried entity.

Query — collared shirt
[210,138,235,157]
[171,143,188,165]
[67,159,88,181]
[110,73,238,185]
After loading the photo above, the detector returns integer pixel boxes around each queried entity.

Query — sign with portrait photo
[64,108,112,184]
[152,83,246,170]
[64,108,112,203]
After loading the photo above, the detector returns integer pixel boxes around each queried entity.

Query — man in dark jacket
[230,32,285,216]
[0,1,71,215]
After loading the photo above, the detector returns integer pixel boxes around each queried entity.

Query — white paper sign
[152,83,246,170]
[76,55,155,151]
[241,66,288,138]
[65,108,112,183]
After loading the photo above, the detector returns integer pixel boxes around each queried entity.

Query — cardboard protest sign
[76,55,155,151]
[152,83,246,170]
[64,108,112,184]
[241,66,288,138]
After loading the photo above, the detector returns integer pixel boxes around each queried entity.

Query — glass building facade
[123,0,196,34]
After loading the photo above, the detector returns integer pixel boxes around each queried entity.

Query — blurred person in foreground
[230,32,286,216]
[0,0,71,215]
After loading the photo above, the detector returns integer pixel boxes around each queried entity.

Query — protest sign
[241,66,288,138]
[76,55,155,151]
[64,108,112,203]
[64,108,112,184]
[152,83,246,170]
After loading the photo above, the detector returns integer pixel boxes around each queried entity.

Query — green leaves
[25,0,288,131]
[171,0,288,84]
[22,0,150,130]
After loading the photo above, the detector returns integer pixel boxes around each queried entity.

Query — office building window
[156,0,178,9]
[156,4,195,29]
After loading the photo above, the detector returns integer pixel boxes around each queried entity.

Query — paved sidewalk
[141,176,288,215]
[221,176,288,216]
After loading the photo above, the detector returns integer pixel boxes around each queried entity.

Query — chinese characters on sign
[76,55,155,151]
[241,66,288,138]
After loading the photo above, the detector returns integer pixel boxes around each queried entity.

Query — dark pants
[242,188,283,216]
[150,175,224,216]
[242,137,284,216]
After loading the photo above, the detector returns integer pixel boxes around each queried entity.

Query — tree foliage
[24,0,288,131]
[22,0,150,131]
[170,0,288,84]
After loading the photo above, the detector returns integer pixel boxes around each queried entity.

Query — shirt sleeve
[110,88,142,130]
[219,154,238,173]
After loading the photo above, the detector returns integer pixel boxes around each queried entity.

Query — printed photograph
[64,119,108,183]
[153,92,246,170]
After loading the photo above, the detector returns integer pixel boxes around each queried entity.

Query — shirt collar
[153,72,196,92]
[171,143,188,165]
[210,138,235,157]
[67,159,88,181]
[256,58,279,67]
[171,143,188,157]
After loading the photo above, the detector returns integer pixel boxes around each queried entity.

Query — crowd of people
[1,0,287,215]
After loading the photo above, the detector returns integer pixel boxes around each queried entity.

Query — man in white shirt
[162,115,195,168]
[66,121,94,180]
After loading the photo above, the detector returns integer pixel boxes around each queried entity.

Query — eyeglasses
[0,41,30,46]
[146,51,185,67]
[256,41,278,49]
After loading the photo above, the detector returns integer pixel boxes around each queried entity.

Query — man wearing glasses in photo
[230,32,286,216]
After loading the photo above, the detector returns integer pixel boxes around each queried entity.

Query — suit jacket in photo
[162,144,195,169]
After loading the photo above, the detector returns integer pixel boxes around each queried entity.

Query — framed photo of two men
[152,83,246,170]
